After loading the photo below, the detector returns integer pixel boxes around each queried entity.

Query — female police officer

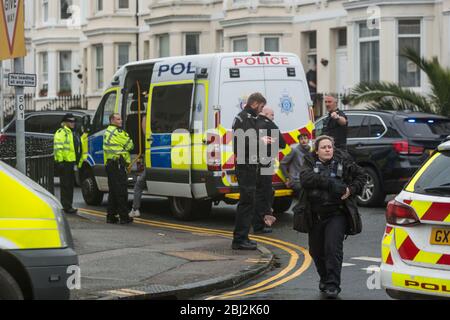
[299,135,365,299]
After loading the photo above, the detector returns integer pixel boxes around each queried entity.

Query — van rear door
[263,57,313,143]
[218,56,266,129]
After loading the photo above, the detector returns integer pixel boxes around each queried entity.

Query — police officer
[323,95,348,150]
[253,107,286,234]
[54,113,81,214]
[300,135,365,299]
[104,113,134,225]
[232,93,267,250]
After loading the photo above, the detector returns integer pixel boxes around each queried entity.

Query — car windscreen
[413,151,450,196]
[401,118,450,139]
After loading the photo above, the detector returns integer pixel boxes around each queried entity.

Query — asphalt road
[70,187,393,300]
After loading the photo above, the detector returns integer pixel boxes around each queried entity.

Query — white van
[80,52,314,220]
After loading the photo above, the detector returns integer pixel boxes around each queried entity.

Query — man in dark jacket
[323,95,348,150]
[299,135,365,299]
[253,107,287,234]
[232,93,267,250]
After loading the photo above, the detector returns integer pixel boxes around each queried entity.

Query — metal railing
[2,94,88,125]
[0,139,55,194]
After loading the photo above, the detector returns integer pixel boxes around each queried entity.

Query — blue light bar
[408,119,416,123]
[428,120,435,124]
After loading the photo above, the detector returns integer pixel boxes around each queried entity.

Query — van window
[151,84,193,133]
[414,152,450,196]
[92,91,117,133]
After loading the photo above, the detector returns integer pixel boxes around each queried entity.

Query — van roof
[123,52,299,68]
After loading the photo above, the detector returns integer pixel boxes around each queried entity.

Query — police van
[0,161,78,300]
[381,139,450,299]
[80,52,314,220]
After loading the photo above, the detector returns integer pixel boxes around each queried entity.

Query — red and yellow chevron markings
[403,199,450,223]
[215,121,315,185]
[382,226,394,265]
[395,228,450,266]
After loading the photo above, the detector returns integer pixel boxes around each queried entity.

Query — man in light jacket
[280,133,311,195]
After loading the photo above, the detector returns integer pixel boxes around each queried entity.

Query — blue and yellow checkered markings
[150,134,173,168]
[150,133,192,170]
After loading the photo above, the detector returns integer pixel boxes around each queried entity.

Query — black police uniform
[232,106,260,249]
[300,150,365,295]
[323,109,348,149]
[253,115,287,232]
[106,158,130,224]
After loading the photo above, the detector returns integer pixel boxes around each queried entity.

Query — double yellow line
[79,208,312,300]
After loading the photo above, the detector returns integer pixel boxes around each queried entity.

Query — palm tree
[347,48,450,117]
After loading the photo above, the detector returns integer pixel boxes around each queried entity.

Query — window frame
[396,18,423,89]
[58,51,72,94]
[346,113,388,140]
[116,0,130,11]
[117,43,130,69]
[42,0,49,23]
[356,22,380,83]
[95,45,104,90]
[232,37,248,52]
[262,36,281,52]
[158,34,170,58]
[150,82,195,134]
[92,90,118,134]
[184,33,200,56]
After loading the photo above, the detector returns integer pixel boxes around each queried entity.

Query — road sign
[0,0,26,61]
[8,72,36,87]
[16,93,24,120]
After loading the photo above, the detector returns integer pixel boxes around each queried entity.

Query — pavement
[67,212,274,300]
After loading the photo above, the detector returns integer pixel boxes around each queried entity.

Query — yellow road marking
[79,208,312,299]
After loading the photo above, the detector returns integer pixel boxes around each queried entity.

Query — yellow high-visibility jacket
[54,125,76,163]
[78,132,89,168]
[103,125,134,165]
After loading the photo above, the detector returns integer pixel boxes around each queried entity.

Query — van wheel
[357,167,385,207]
[195,200,213,219]
[273,197,293,217]
[169,198,212,221]
[82,174,104,206]
[0,266,24,300]
[170,197,197,221]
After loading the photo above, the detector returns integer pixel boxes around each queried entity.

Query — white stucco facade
[1,0,449,109]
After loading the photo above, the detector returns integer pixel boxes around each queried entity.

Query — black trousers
[308,213,347,290]
[234,165,273,243]
[106,160,129,221]
[59,161,75,211]
[253,169,274,231]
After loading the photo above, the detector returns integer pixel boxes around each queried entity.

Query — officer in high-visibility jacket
[104,113,134,224]
[78,132,89,169]
[54,113,81,214]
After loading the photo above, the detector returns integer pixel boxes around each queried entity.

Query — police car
[381,139,450,299]
[0,161,78,300]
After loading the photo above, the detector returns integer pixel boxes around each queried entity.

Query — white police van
[80,52,314,220]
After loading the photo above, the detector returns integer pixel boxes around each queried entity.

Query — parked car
[0,110,93,145]
[315,110,450,207]
[0,110,93,182]
[380,139,450,299]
